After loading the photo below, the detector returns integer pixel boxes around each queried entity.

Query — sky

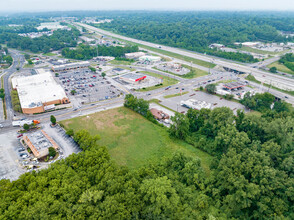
[1,0,294,12]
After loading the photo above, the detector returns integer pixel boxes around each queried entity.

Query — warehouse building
[23,130,59,159]
[119,73,147,84]
[125,52,145,59]
[139,55,161,63]
[12,71,69,114]
[112,67,128,75]
[51,61,90,72]
[181,99,212,110]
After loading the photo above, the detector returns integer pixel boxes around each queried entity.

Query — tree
[27,59,33,65]
[139,176,180,217]
[48,147,56,158]
[70,90,76,95]
[0,93,5,100]
[55,73,59,77]
[24,54,30,60]
[101,72,106,78]
[269,66,277,73]
[50,115,56,125]
[205,84,216,94]
[23,123,30,131]
[66,129,74,137]
[169,113,190,140]
[89,66,96,73]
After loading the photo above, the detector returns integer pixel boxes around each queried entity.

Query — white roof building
[12,71,68,112]
[51,61,90,72]
[37,22,68,31]
[125,52,145,59]
[139,55,161,62]
[181,99,212,110]
[80,36,95,42]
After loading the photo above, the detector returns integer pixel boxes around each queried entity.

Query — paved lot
[159,91,247,114]
[0,129,26,181]
[42,123,81,157]
[56,68,121,105]
[156,63,190,75]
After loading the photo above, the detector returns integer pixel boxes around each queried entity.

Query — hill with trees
[0,93,293,219]
[0,28,80,53]
[97,11,294,63]
[62,44,138,60]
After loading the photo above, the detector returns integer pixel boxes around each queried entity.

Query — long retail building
[12,70,69,114]
[51,61,90,72]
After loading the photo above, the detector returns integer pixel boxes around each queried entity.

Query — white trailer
[12,120,34,127]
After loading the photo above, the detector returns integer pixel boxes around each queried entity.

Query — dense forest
[0,93,293,219]
[0,28,80,53]
[0,17,44,34]
[62,44,139,60]
[97,12,294,62]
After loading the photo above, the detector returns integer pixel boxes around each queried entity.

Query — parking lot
[55,68,122,104]
[0,129,26,181]
[0,123,82,181]
[156,63,190,75]
[42,123,81,158]
[158,90,248,114]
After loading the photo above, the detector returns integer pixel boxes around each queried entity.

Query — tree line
[0,28,80,53]
[0,92,293,218]
[98,11,294,63]
[61,44,138,60]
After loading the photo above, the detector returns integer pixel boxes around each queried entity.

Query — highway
[77,23,294,92]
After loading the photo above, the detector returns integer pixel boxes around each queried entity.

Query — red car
[17,134,23,138]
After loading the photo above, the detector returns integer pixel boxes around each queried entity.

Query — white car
[0,124,3,128]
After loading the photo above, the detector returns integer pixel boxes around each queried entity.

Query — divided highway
[77,22,294,93]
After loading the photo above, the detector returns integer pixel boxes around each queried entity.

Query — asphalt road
[77,22,294,93]
[1,49,25,123]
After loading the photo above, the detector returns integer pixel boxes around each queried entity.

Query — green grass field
[239,46,288,55]
[43,52,56,56]
[23,64,34,68]
[267,61,294,75]
[181,64,208,78]
[109,59,135,65]
[62,107,213,173]
[138,71,178,91]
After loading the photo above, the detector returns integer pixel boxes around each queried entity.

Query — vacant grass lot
[267,61,294,75]
[109,59,135,65]
[239,46,282,55]
[138,71,178,91]
[62,107,213,173]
